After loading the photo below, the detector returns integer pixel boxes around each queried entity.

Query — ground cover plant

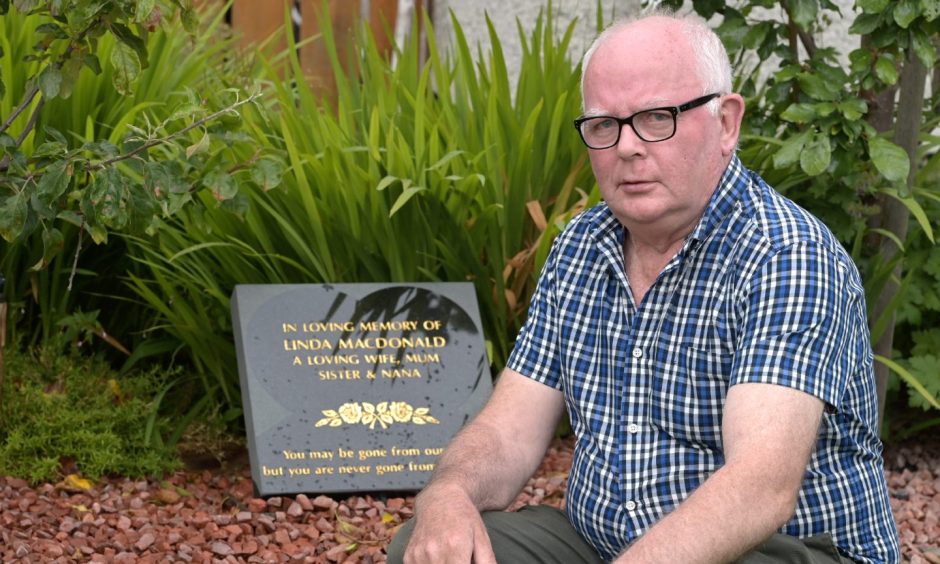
[0,341,179,484]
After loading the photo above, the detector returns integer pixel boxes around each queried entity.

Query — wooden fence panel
[195,0,430,99]
[231,0,290,58]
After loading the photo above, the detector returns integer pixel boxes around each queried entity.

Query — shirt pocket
[649,345,733,450]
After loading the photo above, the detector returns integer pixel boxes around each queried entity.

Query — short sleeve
[731,242,864,409]
[506,240,564,390]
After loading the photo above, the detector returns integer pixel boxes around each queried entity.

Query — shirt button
[625,500,637,511]
[627,423,640,434]
[631,347,643,359]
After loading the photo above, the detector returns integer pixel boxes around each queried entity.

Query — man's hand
[398,369,566,563]
[404,483,497,564]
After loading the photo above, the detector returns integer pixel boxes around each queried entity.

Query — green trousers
[386,505,856,563]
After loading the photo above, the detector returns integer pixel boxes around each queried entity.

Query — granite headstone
[231,283,492,496]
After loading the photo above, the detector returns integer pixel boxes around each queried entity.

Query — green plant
[0,1,277,349]
[675,0,940,434]
[126,4,597,420]
[0,343,181,483]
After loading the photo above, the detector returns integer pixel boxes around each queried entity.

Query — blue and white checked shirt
[507,156,900,563]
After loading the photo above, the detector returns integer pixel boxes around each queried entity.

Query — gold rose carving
[315,401,440,429]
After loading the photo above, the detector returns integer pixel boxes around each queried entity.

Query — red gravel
[1,435,936,563]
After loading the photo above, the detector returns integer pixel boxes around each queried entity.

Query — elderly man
[388,10,900,564]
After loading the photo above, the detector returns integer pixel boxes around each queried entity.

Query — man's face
[581,18,738,237]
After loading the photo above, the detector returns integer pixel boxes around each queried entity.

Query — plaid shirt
[507,156,900,563]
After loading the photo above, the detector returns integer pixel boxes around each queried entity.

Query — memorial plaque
[231,283,492,496]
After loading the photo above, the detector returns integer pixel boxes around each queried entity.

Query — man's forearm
[414,369,566,516]
[613,460,796,563]
[416,418,534,514]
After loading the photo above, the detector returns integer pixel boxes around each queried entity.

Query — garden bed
[1,434,937,563]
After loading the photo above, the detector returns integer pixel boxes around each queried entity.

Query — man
[388,10,900,564]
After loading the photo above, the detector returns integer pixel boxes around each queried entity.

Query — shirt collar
[686,154,749,247]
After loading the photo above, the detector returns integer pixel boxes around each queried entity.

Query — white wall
[424,0,857,90]
[429,0,642,88]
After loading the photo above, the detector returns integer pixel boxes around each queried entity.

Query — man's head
[577,12,744,241]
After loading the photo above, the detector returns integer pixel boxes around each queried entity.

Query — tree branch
[0,96,45,172]
[86,92,262,172]
[0,84,40,136]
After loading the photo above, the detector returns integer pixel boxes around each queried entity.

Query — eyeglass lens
[581,110,676,146]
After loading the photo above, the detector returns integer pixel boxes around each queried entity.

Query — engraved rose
[338,402,362,424]
[389,401,414,423]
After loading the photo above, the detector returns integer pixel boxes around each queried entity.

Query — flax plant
[127,6,597,417]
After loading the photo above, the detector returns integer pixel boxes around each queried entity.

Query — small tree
[0,1,281,345]
[677,0,940,431]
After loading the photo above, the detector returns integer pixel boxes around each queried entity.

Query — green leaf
[797,73,838,101]
[923,0,940,20]
[185,131,210,158]
[389,185,426,217]
[788,0,818,29]
[110,42,140,95]
[376,176,398,191]
[203,169,238,202]
[35,161,70,205]
[32,141,68,159]
[858,0,890,11]
[876,355,940,411]
[135,0,156,22]
[250,157,284,191]
[743,22,771,50]
[800,132,831,176]
[31,227,65,271]
[780,103,817,123]
[0,190,29,241]
[838,98,868,120]
[773,130,812,169]
[109,22,149,69]
[869,137,910,183]
[57,52,84,99]
[83,54,102,75]
[874,55,899,85]
[911,29,937,67]
[849,12,884,35]
[882,189,935,243]
[38,65,63,99]
[893,0,920,27]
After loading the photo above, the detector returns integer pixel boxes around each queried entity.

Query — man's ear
[719,94,745,156]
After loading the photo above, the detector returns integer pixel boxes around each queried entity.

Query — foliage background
[1,0,938,480]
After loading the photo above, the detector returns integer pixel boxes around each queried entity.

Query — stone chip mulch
[1,435,937,563]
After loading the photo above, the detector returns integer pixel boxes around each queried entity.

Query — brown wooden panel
[370,0,399,56]
[232,0,290,56]
[299,0,364,99]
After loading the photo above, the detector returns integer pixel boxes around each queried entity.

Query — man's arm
[403,368,566,564]
[615,382,824,564]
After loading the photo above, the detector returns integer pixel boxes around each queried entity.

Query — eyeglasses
[573,93,721,149]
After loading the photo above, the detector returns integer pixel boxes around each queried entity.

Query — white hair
[580,9,733,113]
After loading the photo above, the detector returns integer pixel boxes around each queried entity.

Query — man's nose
[615,122,645,157]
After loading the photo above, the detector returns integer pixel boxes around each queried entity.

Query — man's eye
[641,111,672,124]
[591,118,617,131]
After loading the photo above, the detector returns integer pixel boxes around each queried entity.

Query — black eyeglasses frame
[573,93,721,149]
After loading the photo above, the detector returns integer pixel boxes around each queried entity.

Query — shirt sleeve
[731,241,867,409]
[506,239,564,390]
